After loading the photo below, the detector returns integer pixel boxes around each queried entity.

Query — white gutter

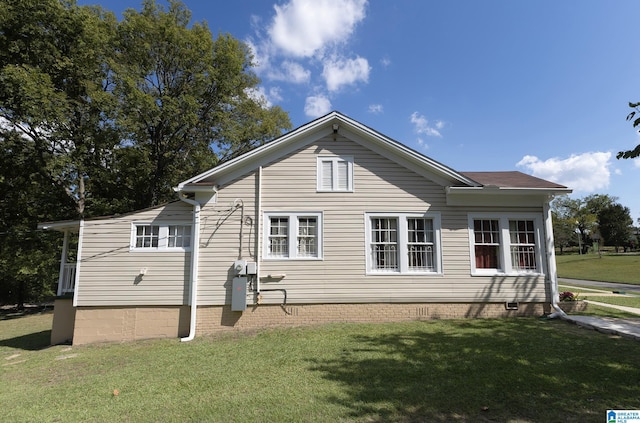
[177,193,201,342]
[543,198,566,319]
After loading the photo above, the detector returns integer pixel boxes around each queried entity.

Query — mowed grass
[3,313,640,422]
[556,253,640,284]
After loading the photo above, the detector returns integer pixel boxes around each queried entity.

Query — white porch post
[57,230,69,297]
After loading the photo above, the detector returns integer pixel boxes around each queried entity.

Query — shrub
[560,291,579,301]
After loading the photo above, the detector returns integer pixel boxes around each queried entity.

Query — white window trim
[130,222,193,252]
[365,212,443,275]
[263,212,323,260]
[316,156,354,192]
[467,213,545,276]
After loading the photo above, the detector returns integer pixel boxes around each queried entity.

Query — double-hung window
[264,212,323,259]
[131,223,192,251]
[366,213,441,274]
[468,214,543,275]
[317,156,353,192]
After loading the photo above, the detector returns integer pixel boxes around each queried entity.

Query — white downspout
[178,194,201,342]
[543,198,566,319]
[73,219,84,307]
[57,230,69,297]
[256,166,262,294]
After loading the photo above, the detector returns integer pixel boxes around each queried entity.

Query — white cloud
[368,104,383,114]
[268,87,283,103]
[322,56,370,91]
[245,39,269,72]
[268,0,368,58]
[268,60,311,84]
[282,61,311,83]
[245,87,272,108]
[380,57,391,67]
[416,138,429,151]
[633,158,640,168]
[304,94,332,118]
[245,86,284,108]
[410,112,443,137]
[516,152,612,192]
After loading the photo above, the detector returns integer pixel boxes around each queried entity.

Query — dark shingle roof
[460,171,567,189]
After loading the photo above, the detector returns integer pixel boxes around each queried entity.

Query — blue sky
[83,0,640,220]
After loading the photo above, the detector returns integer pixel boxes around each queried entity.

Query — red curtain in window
[475,245,498,269]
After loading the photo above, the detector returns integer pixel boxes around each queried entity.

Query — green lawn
[556,253,640,285]
[2,312,640,422]
[581,295,640,308]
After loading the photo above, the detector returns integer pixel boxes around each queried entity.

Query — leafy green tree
[598,203,633,252]
[110,0,291,207]
[618,101,640,159]
[551,196,597,253]
[0,0,292,305]
[551,211,575,254]
[0,0,119,217]
[0,0,117,305]
[583,194,617,217]
[0,131,70,306]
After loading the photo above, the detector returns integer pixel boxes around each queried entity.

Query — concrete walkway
[556,278,640,341]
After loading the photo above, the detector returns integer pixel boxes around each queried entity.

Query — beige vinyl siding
[77,202,193,306]
[197,174,258,305]
[195,135,549,306]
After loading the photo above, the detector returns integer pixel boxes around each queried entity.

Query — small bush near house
[560,291,579,301]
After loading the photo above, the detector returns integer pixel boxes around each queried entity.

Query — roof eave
[446,186,572,196]
[38,220,81,232]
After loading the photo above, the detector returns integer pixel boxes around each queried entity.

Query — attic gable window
[317,156,353,192]
[131,223,192,252]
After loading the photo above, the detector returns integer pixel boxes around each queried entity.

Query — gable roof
[176,111,481,190]
[176,111,570,196]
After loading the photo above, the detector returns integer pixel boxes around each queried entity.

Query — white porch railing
[59,263,76,295]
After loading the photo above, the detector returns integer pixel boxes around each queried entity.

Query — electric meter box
[231,276,247,311]
[246,262,257,275]
[233,260,247,275]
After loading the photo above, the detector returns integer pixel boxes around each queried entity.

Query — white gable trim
[175,112,480,190]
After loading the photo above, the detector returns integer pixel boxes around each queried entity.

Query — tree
[583,193,617,217]
[551,195,597,254]
[0,130,69,306]
[0,0,119,217]
[0,0,292,305]
[598,204,633,252]
[110,0,291,208]
[551,212,575,254]
[618,102,640,159]
[0,0,118,306]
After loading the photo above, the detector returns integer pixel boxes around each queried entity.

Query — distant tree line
[552,194,636,254]
[0,0,291,306]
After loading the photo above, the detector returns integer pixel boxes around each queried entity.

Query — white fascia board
[38,220,81,231]
[176,111,481,190]
[176,113,339,190]
[335,114,481,187]
[446,186,572,196]
[215,126,333,188]
[446,186,572,207]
